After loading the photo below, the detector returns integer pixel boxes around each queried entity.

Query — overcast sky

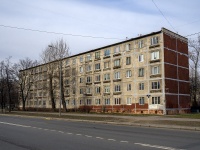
[0,0,200,63]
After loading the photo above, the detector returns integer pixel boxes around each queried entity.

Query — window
[127,97,132,105]
[72,100,76,105]
[86,54,92,61]
[95,51,100,59]
[80,88,83,94]
[151,36,159,45]
[104,61,110,69]
[114,46,120,54]
[139,97,145,105]
[80,66,83,73]
[139,68,144,77]
[104,49,110,56]
[151,66,159,75]
[105,98,110,105]
[95,63,100,70]
[66,100,70,105]
[104,73,110,81]
[104,86,110,93]
[126,57,131,65]
[114,98,121,105]
[152,97,160,104]
[72,68,76,76]
[114,59,120,67]
[95,75,101,82]
[126,70,132,78]
[152,81,160,89]
[95,87,101,93]
[72,89,76,94]
[66,59,69,66]
[127,84,131,91]
[138,54,144,62]
[138,40,144,48]
[66,79,69,85]
[114,72,120,79]
[151,51,160,60]
[72,58,76,64]
[86,87,91,94]
[95,99,101,105]
[86,76,92,83]
[86,65,91,72]
[66,89,69,95]
[80,56,83,62]
[139,83,144,90]
[80,78,83,83]
[114,85,121,92]
[86,99,92,105]
[80,100,84,105]
[125,43,131,51]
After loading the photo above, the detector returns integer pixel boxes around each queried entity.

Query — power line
[185,31,200,37]
[152,0,176,32]
[0,24,124,40]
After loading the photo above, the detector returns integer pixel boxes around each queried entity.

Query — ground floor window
[114,98,121,105]
[105,98,110,105]
[95,99,101,105]
[139,97,144,105]
[152,97,160,104]
[127,97,132,105]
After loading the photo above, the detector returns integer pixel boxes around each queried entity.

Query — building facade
[20,28,190,114]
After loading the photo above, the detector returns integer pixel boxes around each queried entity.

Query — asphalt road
[0,115,199,150]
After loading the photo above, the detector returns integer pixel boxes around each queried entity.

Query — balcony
[113,79,121,82]
[104,93,110,96]
[150,74,161,78]
[149,59,161,63]
[149,44,160,49]
[103,56,110,59]
[94,69,101,72]
[86,82,92,85]
[113,91,122,95]
[103,80,110,83]
[103,68,111,71]
[94,57,101,61]
[150,89,162,93]
[94,81,101,84]
[113,66,121,69]
[113,53,121,57]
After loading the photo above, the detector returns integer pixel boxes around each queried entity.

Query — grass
[166,113,200,119]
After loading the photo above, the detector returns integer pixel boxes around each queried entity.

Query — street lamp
[48,45,62,117]
[146,94,151,114]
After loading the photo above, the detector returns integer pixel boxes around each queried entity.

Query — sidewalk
[2,111,200,131]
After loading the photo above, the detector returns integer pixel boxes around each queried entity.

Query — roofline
[21,27,186,72]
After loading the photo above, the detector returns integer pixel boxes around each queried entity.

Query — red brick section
[163,33,190,112]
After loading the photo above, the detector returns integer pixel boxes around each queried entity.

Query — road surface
[0,115,199,150]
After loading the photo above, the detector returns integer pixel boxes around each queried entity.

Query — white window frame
[139,68,144,77]
[86,76,92,83]
[104,86,110,93]
[104,73,110,81]
[126,70,132,78]
[138,40,143,48]
[105,98,110,105]
[114,59,120,67]
[152,81,160,89]
[86,65,91,72]
[114,85,121,92]
[86,87,91,94]
[126,57,131,65]
[80,56,83,63]
[95,99,101,105]
[66,100,70,105]
[151,66,159,75]
[151,51,159,60]
[127,97,132,105]
[139,83,144,90]
[151,36,159,45]
[152,97,160,104]
[104,49,110,56]
[127,84,131,91]
[86,54,92,61]
[95,87,101,93]
[114,46,120,54]
[125,43,131,51]
[95,75,101,82]
[114,98,121,105]
[95,63,101,70]
[104,61,110,69]
[80,66,83,73]
[138,54,144,62]
[86,99,92,105]
[139,97,145,105]
[114,72,120,79]
[95,51,100,59]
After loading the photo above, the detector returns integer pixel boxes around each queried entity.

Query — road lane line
[120,141,128,143]
[134,143,185,150]
[108,139,116,141]
[76,134,82,136]
[85,135,92,138]
[0,121,31,128]
[67,133,73,135]
[59,131,64,133]
[96,137,104,140]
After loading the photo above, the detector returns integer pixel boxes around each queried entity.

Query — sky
[0,0,200,63]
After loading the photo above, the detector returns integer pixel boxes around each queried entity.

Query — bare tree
[13,58,38,111]
[0,61,6,112]
[40,38,70,112]
[189,35,200,106]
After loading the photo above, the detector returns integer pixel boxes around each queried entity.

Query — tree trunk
[60,73,66,112]
[49,74,55,111]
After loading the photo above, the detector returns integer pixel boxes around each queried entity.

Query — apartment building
[20,28,190,114]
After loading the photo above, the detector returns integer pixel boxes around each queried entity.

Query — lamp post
[146,94,151,114]
[48,45,62,117]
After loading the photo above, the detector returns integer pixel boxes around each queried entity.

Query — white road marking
[37,128,43,130]
[67,133,73,135]
[108,139,116,141]
[134,143,185,150]
[96,137,104,140]
[59,131,64,133]
[50,130,56,132]
[44,129,49,131]
[85,135,92,138]
[0,121,31,128]
[76,134,82,136]
[120,141,128,143]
